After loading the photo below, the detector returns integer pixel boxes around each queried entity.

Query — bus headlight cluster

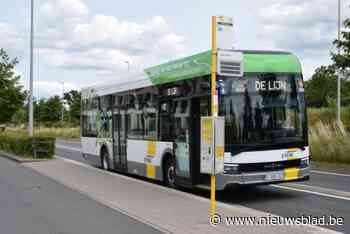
[224,164,240,174]
[300,157,309,168]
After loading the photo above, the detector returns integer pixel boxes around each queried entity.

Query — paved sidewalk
[0,157,161,234]
[26,158,337,234]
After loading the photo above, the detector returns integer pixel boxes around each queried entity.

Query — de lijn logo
[255,80,287,91]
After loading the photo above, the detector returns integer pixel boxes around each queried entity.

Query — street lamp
[61,81,64,126]
[124,61,130,72]
[28,0,34,137]
[337,0,342,125]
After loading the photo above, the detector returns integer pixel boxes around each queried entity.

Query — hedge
[0,134,55,158]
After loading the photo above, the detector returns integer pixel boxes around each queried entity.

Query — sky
[1,0,349,98]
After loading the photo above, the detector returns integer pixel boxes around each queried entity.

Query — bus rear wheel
[164,158,176,188]
[101,148,110,171]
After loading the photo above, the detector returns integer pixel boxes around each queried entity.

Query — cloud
[32,0,186,75]
[36,47,131,72]
[0,23,27,60]
[34,1,188,75]
[2,0,347,95]
[0,0,188,98]
[71,15,178,54]
[39,0,89,29]
[257,0,350,78]
[33,80,78,98]
[36,14,187,74]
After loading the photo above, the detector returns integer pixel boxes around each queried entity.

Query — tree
[305,66,337,107]
[307,13,350,108]
[64,90,81,124]
[35,96,63,123]
[11,105,27,125]
[0,48,26,124]
[46,96,64,122]
[305,65,350,107]
[332,18,350,72]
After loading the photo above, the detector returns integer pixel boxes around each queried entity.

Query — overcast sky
[1,0,349,98]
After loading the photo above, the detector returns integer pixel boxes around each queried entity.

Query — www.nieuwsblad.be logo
[209,213,222,226]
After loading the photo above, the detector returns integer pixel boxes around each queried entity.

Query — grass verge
[0,132,55,159]
[309,121,350,164]
[4,126,80,139]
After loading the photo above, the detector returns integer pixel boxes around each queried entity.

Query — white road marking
[57,143,350,178]
[52,156,335,233]
[271,184,350,202]
[56,144,81,152]
[56,144,350,203]
[287,183,350,195]
[311,170,350,178]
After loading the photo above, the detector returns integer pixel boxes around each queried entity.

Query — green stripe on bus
[145,51,211,85]
[244,53,302,74]
[145,51,302,85]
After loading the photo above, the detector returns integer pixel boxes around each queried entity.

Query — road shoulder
[311,161,350,175]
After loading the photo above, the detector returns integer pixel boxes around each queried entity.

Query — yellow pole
[210,15,217,217]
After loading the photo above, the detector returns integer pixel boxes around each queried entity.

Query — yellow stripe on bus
[288,148,300,152]
[146,164,156,179]
[147,141,156,157]
[284,167,299,181]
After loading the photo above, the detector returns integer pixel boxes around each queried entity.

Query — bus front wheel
[164,158,176,188]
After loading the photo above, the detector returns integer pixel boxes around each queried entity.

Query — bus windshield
[218,73,307,153]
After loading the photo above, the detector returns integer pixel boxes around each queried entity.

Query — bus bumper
[216,167,310,190]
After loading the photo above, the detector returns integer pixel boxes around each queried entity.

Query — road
[0,154,162,234]
[55,140,350,233]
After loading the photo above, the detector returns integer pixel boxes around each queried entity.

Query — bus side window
[81,97,98,137]
[126,94,144,139]
[143,93,157,140]
[160,102,174,141]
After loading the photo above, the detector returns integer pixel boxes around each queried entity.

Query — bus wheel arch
[100,145,110,171]
[161,152,176,187]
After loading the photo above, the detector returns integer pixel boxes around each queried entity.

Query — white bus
[80,50,310,190]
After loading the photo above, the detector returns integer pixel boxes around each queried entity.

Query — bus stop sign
[200,116,225,174]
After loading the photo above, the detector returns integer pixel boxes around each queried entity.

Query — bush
[309,121,350,164]
[4,126,80,139]
[34,127,80,139]
[0,133,55,158]
[308,107,350,130]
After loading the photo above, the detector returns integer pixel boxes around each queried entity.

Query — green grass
[0,132,55,159]
[4,126,80,139]
[308,107,350,129]
[309,121,350,164]
[307,107,350,164]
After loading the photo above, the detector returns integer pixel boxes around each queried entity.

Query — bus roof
[82,50,302,98]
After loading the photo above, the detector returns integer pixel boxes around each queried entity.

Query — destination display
[218,74,300,95]
[255,80,288,91]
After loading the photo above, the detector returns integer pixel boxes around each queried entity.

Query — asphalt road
[0,155,162,234]
[55,139,350,233]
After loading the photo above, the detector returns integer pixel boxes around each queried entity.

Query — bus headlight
[300,157,309,168]
[224,164,240,174]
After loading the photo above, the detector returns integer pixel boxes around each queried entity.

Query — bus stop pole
[210,15,218,217]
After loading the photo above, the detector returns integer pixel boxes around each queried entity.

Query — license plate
[265,172,283,181]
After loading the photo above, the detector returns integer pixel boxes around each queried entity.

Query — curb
[0,150,52,163]
[311,161,350,175]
